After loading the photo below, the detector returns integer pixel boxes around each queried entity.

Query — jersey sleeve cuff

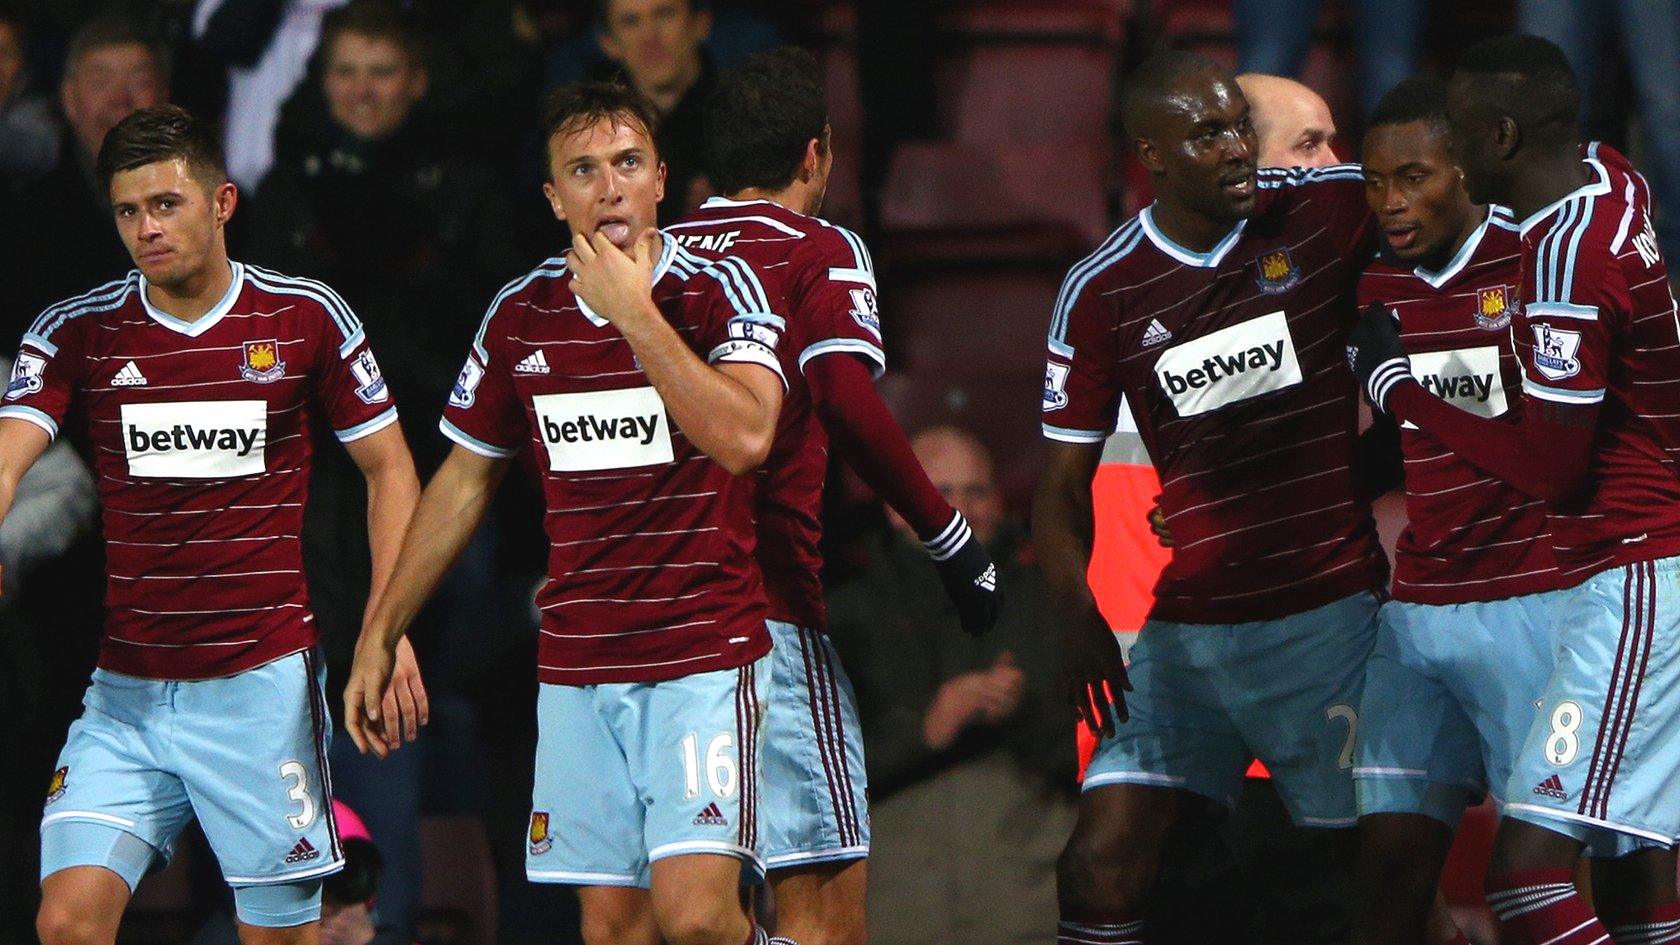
[1521,377,1606,405]
[440,417,516,458]
[798,339,886,380]
[708,341,788,390]
[0,404,58,439]
[21,333,57,357]
[1043,423,1108,443]
[335,406,399,443]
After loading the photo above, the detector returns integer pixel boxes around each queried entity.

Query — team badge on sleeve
[450,358,484,408]
[349,350,389,404]
[240,340,286,383]
[5,353,45,400]
[1475,285,1513,330]
[45,766,67,804]
[1255,248,1302,295]
[528,811,553,854]
[1043,361,1070,411]
[1532,324,1583,381]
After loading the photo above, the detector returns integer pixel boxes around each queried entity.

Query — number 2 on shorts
[680,732,738,800]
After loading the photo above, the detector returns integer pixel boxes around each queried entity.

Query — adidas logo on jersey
[1532,774,1568,800]
[284,837,320,864]
[111,361,147,387]
[515,350,551,375]
[1141,319,1172,347]
[693,802,728,827]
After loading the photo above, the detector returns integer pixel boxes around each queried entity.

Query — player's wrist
[924,510,972,562]
[1365,358,1411,412]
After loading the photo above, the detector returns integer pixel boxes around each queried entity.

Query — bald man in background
[1237,73,1339,168]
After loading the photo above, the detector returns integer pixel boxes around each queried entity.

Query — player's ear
[214,181,238,226]
[654,160,667,205]
[542,181,567,223]
[1493,116,1520,161]
[1136,136,1164,174]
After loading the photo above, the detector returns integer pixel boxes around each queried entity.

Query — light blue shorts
[1084,592,1379,827]
[40,649,341,927]
[1503,557,1680,855]
[1355,590,1567,827]
[526,653,772,888]
[758,621,870,870]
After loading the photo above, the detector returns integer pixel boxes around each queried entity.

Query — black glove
[1346,302,1411,411]
[925,512,1001,636]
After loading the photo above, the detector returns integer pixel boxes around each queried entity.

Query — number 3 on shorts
[1545,701,1583,766]
[680,732,738,800]
[279,760,317,829]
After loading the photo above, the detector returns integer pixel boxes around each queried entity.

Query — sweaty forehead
[1155,73,1242,128]
[553,115,655,163]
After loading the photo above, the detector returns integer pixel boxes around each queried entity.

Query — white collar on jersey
[139,261,245,337]
[574,231,678,327]
[664,196,808,239]
[1139,205,1248,268]
[1412,205,1516,289]
[1517,153,1612,237]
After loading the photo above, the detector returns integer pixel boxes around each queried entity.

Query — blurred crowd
[0,1,1674,944]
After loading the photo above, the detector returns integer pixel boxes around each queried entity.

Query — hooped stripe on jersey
[243,265,364,354]
[1049,220,1144,356]
[472,258,568,362]
[26,273,140,355]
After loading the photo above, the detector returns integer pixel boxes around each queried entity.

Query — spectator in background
[1236,73,1339,168]
[826,427,1077,945]
[0,14,168,336]
[1233,0,1419,118]
[192,0,349,192]
[1518,4,1680,276]
[595,0,716,222]
[0,12,59,186]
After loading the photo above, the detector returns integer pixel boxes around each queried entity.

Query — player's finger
[396,677,419,743]
[344,690,369,755]
[380,682,402,749]
[1091,681,1117,738]
[410,672,430,728]
[571,231,596,264]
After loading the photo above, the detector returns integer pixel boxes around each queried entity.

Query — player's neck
[1505,147,1595,222]
[145,256,234,323]
[1418,205,1486,273]
[1150,198,1240,253]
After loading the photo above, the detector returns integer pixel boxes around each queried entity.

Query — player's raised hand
[1346,302,1410,411]
[927,511,1002,636]
[1062,612,1130,739]
[568,228,660,328]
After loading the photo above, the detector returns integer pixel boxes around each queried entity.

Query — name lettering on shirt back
[121,400,268,478]
[1403,346,1507,430]
[533,387,673,471]
[1153,310,1303,416]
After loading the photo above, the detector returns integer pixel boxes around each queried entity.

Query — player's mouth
[1219,172,1255,199]
[1384,223,1421,252]
[139,248,174,264]
[595,215,633,246]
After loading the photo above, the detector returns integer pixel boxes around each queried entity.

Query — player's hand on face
[568,228,660,328]
[1346,302,1410,410]
[1147,503,1174,547]
[345,634,399,759]
[1062,612,1130,739]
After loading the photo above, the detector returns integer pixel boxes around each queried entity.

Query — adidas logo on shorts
[515,350,551,375]
[284,837,321,864]
[692,802,728,827]
[1532,774,1568,800]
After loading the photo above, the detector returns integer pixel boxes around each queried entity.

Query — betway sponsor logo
[121,400,267,478]
[1153,310,1302,416]
[1402,346,1507,431]
[532,387,673,472]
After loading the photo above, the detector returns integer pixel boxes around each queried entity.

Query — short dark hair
[320,0,425,66]
[597,0,705,28]
[704,47,827,196]
[1368,77,1451,136]
[96,104,227,190]
[65,14,169,82]
[1120,48,1226,138]
[1452,35,1579,144]
[539,80,659,179]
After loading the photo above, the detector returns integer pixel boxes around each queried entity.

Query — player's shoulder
[1255,162,1366,202]
[25,270,142,353]
[240,262,365,347]
[1057,214,1151,297]
[668,241,778,318]
[467,255,569,362]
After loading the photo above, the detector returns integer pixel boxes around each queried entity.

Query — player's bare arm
[568,228,784,474]
[0,417,53,593]
[346,443,510,758]
[1034,439,1129,737]
[1349,303,1597,502]
[343,422,428,753]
